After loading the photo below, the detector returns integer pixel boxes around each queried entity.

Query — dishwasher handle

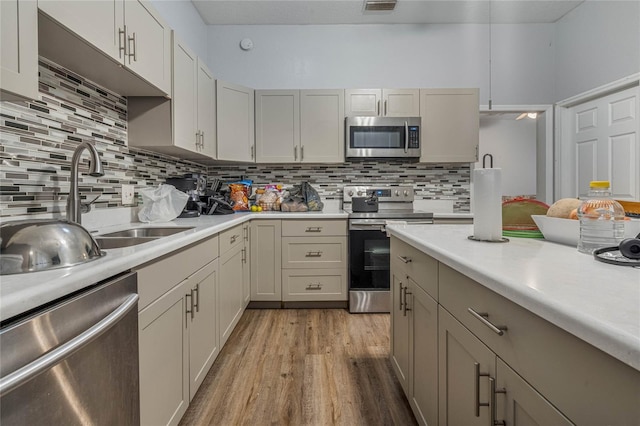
[0,293,139,397]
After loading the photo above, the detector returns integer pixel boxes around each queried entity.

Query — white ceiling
[191,0,585,25]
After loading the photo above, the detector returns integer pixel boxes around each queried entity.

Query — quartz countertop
[386,224,640,371]
[0,210,347,323]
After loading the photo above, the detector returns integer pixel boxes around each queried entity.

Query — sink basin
[100,227,194,238]
[95,237,158,250]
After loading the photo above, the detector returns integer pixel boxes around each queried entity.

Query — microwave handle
[404,121,409,153]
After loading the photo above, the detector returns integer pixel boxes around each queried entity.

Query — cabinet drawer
[136,235,218,310]
[282,236,347,269]
[390,236,438,300]
[439,264,640,426]
[282,269,347,301]
[281,219,347,237]
[219,223,244,254]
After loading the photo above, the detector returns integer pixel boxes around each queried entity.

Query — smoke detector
[364,0,397,11]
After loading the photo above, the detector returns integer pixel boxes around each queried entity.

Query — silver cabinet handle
[377,99,380,116]
[294,145,298,160]
[490,377,507,426]
[230,234,238,244]
[0,294,138,396]
[118,26,127,59]
[397,255,412,264]
[398,281,404,311]
[193,284,199,313]
[186,290,195,320]
[241,247,246,263]
[403,287,412,316]
[305,251,322,257]
[243,225,249,241]
[305,227,322,233]
[468,308,508,336]
[384,100,387,116]
[306,283,322,290]
[301,145,304,161]
[127,32,137,63]
[474,362,490,417]
[200,130,205,148]
[251,145,254,159]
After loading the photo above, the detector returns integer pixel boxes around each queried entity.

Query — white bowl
[531,215,578,246]
[531,215,640,247]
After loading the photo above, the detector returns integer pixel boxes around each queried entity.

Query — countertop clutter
[386,224,640,372]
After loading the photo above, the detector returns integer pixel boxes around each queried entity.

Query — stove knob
[403,190,409,196]
[348,190,354,196]
[395,190,400,196]
[357,191,364,196]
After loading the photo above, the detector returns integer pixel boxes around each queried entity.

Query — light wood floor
[179,309,418,426]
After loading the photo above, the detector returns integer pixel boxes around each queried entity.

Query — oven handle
[349,223,386,232]
[404,120,409,153]
[0,294,139,397]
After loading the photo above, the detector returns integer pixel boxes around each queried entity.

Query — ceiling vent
[364,0,397,11]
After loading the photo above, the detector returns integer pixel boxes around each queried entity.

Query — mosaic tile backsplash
[0,57,470,219]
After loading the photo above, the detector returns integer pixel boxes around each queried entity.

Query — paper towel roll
[473,168,503,241]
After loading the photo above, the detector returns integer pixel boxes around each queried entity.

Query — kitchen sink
[100,227,195,238]
[94,236,158,250]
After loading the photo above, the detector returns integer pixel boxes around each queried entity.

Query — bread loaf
[547,198,581,219]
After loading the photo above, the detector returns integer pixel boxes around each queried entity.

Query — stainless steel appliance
[345,116,421,159]
[0,272,140,425]
[344,185,433,313]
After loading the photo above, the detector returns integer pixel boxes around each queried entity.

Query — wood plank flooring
[179,309,417,426]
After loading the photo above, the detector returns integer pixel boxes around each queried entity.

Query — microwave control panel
[408,126,420,148]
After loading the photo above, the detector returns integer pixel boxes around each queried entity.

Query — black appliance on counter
[166,175,207,218]
[343,185,433,313]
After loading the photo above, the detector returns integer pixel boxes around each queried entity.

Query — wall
[476,114,537,197]
[555,1,640,102]
[206,161,470,211]
[150,0,209,62]
[207,23,556,105]
[0,57,207,219]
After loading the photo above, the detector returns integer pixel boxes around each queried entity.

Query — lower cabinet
[250,220,282,301]
[391,253,438,426]
[138,257,219,426]
[390,235,640,426]
[438,307,571,426]
[242,221,251,306]
[219,225,247,347]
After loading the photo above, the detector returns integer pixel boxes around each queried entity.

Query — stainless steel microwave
[345,116,421,159]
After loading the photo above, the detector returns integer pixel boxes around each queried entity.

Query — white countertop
[0,210,347,323]
[386,224,640,371]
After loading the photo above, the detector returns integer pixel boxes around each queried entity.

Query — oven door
[348,221,390,313]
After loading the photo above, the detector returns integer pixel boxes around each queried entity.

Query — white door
[197,59,216,159]
[570,86,639,200]
[172,36,198,154]
[255,90,299,163]
[216,80,255,162]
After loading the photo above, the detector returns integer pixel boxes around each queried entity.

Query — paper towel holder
[468,235,509,243]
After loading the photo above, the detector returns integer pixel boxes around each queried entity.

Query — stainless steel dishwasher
[0,272,140,425]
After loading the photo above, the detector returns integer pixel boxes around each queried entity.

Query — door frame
[477,104,554,205]
[554,73,640,199]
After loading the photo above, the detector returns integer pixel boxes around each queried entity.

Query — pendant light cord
[488,0,492,110]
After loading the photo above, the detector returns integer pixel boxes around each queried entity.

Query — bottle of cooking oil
[577,181,625,254]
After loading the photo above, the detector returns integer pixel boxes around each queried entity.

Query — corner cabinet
[219,224,248,347]
[217,80,255,162]
[129,33,216,159]
[37,0,171,96]
[250,220,282,301]
[255,89,345,163]
[345,89,419,117]
[0,0,38,101]
[419,88,479,163]
[390,235,640,426]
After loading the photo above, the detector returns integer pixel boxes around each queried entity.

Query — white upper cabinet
[419,88,479,163]
[37,0,171,96]
[300,90,345,163]
[255,90,300,163]
[217,80,255,162]
[255,89,344,164]
[128,33,216,160]
[345,89,419,117]
[1,0,38,101]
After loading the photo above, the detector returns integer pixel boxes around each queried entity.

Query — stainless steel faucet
[66,142,104,224]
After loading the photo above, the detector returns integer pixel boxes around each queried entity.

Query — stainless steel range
[343,185,433,313]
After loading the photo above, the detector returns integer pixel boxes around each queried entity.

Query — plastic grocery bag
[301,182,324,211]
[138,184,189,223]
